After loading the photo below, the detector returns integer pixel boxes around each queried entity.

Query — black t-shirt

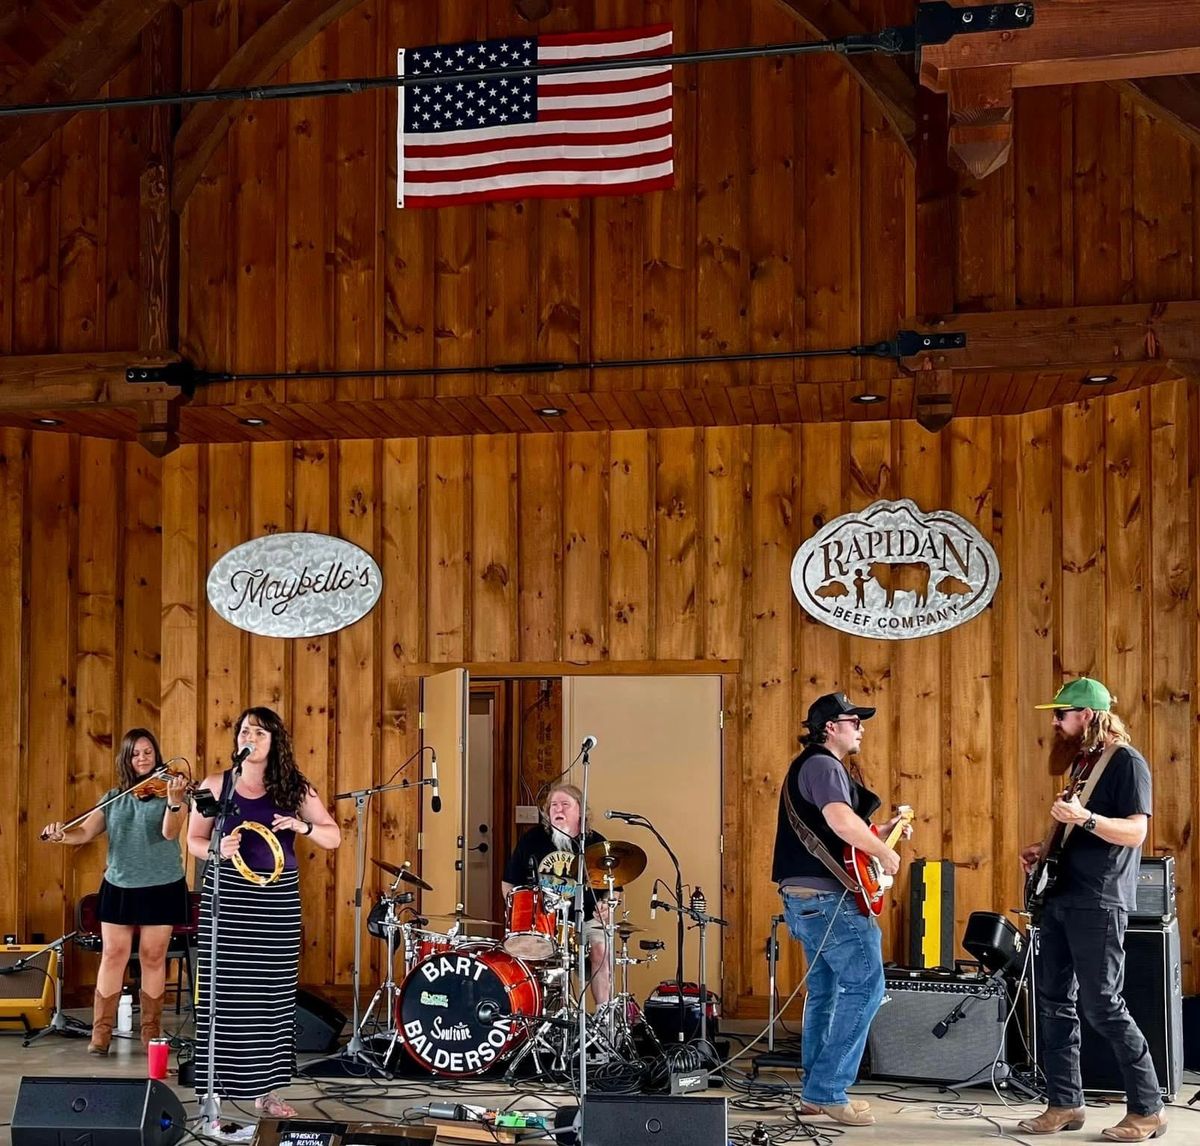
[502,823,606,920]
[1053,745,1153,911]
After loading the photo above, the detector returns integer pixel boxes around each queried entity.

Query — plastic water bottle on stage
[117,988,133,1034]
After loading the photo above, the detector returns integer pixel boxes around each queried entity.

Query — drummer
[502,782,613,1004]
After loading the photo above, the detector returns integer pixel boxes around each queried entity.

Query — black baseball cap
[805,691,876,729]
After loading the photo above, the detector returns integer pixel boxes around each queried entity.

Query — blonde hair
[543,782,590,828]
[1084,709,1131,752]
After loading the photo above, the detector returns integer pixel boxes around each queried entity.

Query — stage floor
[0,1009,1196,1144]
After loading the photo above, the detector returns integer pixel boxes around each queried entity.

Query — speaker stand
[21,932,91,1047]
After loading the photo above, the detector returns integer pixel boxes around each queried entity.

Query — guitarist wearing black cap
[1018,677,1164,1142]
[771,691,910,1127]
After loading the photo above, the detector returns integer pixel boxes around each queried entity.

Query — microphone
[0,959,26,975]
[581,735,597,753]
[605,810,643,823]
[650,894,658,921]
[932,1000,967,1039]
[429,751,441,813]
[232,744,251,767]
[476,999,501,1024]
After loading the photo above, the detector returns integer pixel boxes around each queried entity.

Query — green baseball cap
[1034,676,1112,711]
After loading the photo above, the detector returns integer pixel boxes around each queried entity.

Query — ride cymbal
[584,839,647,889]
[425,912,502,929]
[371,857,433,892]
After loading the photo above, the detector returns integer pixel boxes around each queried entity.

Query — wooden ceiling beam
[0,351,182,409]
[0,0,170,181]
[773,0,917,158]
[920,0,1200,174]
[906,300,1200,372]
[171,0,365,212]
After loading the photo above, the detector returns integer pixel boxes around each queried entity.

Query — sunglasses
[1051,707,1084,722]
[833,715,863,729]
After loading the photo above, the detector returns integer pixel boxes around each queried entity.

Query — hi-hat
[616,922,646,938]
[584,840,647,889]
[371,857,433,892]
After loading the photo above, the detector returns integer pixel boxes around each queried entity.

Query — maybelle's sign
[791,499,999,640]
[207,532,383,638]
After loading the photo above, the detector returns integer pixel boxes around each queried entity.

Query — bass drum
[397,944,542,1076]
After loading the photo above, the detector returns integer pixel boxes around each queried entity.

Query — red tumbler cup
[148,1036,170,1079]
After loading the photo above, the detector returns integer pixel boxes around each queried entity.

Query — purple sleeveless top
[221,772,299,872]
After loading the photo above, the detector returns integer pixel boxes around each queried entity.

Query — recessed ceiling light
[239,417,269,427]
[33,417,62,426]
[536,406,566,417]
[1082,373,1116,385]
[851,392,885,405]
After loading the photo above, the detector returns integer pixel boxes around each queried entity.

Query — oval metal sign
[791,499,999,640]
[207,532,383,638]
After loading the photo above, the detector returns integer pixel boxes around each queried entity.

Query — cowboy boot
[139,990,165,1048]
[1017,1106,1087,1134]
[1101,1110,1168,1142]
[88,989,119,1056]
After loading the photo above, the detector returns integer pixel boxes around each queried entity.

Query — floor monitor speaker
[11,1076,186,1146]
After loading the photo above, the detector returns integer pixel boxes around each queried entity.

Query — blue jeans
[782,890,885,1106]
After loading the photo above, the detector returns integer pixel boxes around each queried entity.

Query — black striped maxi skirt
[193,865,302,1100]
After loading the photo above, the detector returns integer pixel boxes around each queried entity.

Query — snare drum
[504,886,558,961]
[397,944,542,1076]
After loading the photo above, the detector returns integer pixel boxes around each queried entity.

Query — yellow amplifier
[0,945,57,1033]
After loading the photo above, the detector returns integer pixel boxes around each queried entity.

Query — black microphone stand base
[22,1012,91,1047]
[297,1044,391,1080]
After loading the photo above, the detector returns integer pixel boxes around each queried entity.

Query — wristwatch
[167,804,183,813]
[1082,813,1098,832]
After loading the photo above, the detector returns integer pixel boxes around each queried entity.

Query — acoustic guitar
[844,805,914,916]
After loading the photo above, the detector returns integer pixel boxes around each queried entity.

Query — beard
[1049,728,1085,776]
[549,825,579,852]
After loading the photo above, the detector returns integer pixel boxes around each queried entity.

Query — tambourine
[228,820,285,886]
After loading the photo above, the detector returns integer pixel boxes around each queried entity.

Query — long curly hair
[115,728,164,792]
[232,706,311,813]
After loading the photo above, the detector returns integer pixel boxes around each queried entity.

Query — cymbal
[616,922,646,938]
[584,839,647,889]
[371,857,433,892]
[425,912,502,929]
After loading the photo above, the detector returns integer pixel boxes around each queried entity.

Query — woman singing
[42,729,190,1054]
[186,707,340,1122]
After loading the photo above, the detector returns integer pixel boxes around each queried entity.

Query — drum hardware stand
[573,734,596,1105]
[358,876,416,1050]
[303,769,435,1079]
[599,929,662,1057]
[18,931,90,1046]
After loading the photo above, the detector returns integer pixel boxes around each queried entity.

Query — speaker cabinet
[1078,920,1184,1102]
[295,988,346,1053]
[866,971,1010,1086]
[12,1077,186,1146]
[582,1095,727,1146]
[0,946,57,1031]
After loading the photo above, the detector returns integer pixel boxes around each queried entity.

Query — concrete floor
[0,1009,1197,1144]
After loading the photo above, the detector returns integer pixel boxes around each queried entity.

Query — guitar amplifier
[1130,855,1176,923]
[866,969,1010,1086]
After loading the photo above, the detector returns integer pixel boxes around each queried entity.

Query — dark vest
[771,745,881,883]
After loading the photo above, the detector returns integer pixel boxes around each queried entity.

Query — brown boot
[1017,1106,1087,1134]
[88,990,119,1056]
[801,1099,871,1116]
[1102,1110,1168,1142]
[810,1104,876,1126]
[139,990,165,1048]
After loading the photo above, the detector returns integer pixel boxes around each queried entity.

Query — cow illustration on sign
[791,499,1000,641]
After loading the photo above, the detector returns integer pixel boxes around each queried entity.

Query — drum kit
[356,840,663,1079]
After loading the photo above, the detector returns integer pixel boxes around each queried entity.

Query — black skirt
[97,877,190,926]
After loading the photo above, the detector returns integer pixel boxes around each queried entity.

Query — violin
[131,767,191,801]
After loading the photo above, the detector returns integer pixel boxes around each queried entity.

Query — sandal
[254,1093,298,1118]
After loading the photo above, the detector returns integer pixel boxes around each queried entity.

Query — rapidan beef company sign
[791,499,999,640]
[207,532,383,638]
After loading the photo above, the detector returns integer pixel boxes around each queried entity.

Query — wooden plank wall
[1,384,1196,1013]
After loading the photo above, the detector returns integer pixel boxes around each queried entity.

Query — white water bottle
[117,987,133,1034]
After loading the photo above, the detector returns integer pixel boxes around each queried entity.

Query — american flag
[396,25,673,208]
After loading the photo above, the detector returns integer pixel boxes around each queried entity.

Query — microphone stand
[575,740,593,1109]
[199,761,243,1130]
[620,814,687,1042]
[18,932,89,1045]
[302,773,435,1078]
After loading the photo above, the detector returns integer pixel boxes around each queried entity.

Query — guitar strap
[781,772,860,894]
[1058,743,1119,847]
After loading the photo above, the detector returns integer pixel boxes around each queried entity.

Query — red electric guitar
[844,805,915,917]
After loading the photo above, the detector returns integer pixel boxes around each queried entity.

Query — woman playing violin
[186,706,340,1124]
[42,728,190,1055]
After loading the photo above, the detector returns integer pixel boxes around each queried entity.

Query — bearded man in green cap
[1018,677,1165,1142]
